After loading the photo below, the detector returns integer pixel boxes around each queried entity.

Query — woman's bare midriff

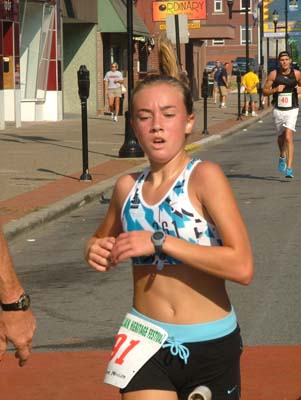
[132,263,232,324]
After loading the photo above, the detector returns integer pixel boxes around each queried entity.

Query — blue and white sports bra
[121,159,222,267]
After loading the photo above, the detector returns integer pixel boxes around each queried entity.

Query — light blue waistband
[130,307,237,343]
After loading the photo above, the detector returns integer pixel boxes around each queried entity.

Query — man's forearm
[263,86,276,96]
[0,230,24,303]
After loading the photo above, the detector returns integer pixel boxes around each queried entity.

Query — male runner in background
[263,51,301,178]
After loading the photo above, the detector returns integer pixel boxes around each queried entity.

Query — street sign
[264,31,301,38]
[264,32,285,38]
[166,14,189,44]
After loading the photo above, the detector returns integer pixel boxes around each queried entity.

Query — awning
[99,0,150,36]
[189,24,235,40]
[62,16,95,24]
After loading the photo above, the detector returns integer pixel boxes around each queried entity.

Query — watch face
[153,231,164,240]
[19,294,31,311]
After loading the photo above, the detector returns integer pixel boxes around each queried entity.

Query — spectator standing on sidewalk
[212,62,219,104]
[0,229,35,366]
[104,62,124,122]
[215,61,228,108]
[241,66,259,117]
[263,51,301,179]
[85,39,253,400]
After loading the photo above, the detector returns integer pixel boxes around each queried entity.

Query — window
[212,39,225,46]
[241,0,251,11]
[20,1,54,100]
[214,0,223,12]
[240,26,252,45]
[138,41,148,72]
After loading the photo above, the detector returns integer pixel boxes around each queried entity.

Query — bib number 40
[278,93,292,108]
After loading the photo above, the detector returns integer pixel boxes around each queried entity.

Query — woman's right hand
[85,236,116,272]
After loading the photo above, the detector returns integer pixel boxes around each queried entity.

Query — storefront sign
[152,1,206,22]
[159,21,201,29]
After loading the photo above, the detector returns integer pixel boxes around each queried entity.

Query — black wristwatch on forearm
[1,292,31,311]
[151,230,166,255]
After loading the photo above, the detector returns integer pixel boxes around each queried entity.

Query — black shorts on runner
[120,325,243,400]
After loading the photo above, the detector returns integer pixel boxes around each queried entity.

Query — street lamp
[227,0,250,73]
[272,2,289,53]
[118,0,144,158]
[285,1,288,52]
[272,10,279,60]
[258,0,264,110]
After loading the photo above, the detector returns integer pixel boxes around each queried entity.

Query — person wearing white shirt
[104,62,124,122]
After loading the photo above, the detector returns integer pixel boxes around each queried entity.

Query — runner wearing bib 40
[263,50,301,179]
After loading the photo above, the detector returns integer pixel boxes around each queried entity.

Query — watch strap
[1,293,31,311]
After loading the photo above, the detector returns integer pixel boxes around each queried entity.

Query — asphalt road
[8,111,301,353]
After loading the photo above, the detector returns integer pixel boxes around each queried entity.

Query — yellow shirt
[242,71,259,94]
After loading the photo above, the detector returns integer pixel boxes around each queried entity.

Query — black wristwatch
[1,293,31,311]
[151,230,166,255]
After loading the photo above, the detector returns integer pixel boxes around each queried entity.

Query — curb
[4,108,272,240]
[185,107,271,152]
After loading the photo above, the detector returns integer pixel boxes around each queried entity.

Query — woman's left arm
[162,161,254,285]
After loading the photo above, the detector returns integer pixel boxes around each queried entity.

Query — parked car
[232,57,258,75]
[205,61,217,73]
[232,62,239,75]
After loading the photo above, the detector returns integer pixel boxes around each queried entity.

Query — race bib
[278,93,292,108]
[104,313,168,388]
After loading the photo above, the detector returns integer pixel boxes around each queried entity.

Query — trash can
[208,78,214,97]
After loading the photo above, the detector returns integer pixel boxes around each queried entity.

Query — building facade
[62,0,150,115]
[61,0,98,116]
[205,0,259,65]
[0,0,263,127]
[0,0,63,126]
[134,0,236,99]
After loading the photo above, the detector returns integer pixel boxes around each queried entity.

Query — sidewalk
[0,92,271,239]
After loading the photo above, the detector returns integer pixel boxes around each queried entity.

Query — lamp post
[258,0,264,110]
[118,0,144,158]
[272,10,279,60]
[285,0,288,52]
[227,0,250,73]
[272,1,289,54]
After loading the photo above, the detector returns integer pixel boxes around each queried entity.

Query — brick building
[205,0,259,65]
[135,0,236,99]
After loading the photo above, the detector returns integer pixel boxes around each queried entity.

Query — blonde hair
[158,37,181,79]
[132,37,193,114]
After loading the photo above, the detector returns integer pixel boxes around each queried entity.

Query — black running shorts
[120,326,242,400]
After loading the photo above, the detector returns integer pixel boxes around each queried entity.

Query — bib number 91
[109,333,140,365]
